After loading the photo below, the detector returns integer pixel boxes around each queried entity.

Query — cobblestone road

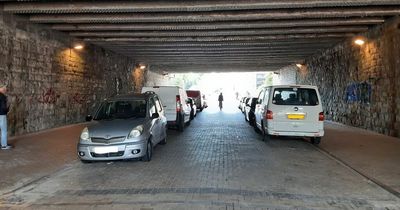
[1,105,399,209]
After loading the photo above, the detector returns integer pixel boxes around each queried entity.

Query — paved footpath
[0,105,399,209]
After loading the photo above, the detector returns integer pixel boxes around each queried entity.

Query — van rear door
[269,87,322,133]
[142,86,178,122]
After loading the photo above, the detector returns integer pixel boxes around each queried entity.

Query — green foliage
[171,73,203,89]
[264,73,274,86]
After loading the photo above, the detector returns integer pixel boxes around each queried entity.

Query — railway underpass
[0,1,400,209]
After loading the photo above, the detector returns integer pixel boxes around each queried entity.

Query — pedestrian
[218,92,224,110]
[0,83,11,150]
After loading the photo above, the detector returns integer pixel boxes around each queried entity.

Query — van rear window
[186,90,200,98]
[272,88,319,106]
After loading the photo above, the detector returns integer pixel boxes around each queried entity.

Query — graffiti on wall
[36,88,60,104]
[70,92,88,105]
[346,82,372,104]
[26,88,89,105]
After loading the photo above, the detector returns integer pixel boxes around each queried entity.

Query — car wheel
[142,140,153,162]
[254,119,262,133]
[190,111,194,120]
[311,137,321,145]
[245,114,249,122]
[200,107,204,112]
[177,115,185,132]
[261,123,270,141]
[249,115,255,126]
[254,123,261,134]
[160,132,167,145]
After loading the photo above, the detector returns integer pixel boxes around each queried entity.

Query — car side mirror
[151,113,159,119]
[85,115,93,122]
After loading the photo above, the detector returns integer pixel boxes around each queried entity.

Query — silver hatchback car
[77,92,167,162]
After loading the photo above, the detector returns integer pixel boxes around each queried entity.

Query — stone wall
[276,66,297,85]
[0,12,140,136]
[288,17,400,137]
[145,69,172,87]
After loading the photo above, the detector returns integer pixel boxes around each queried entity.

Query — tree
[171,73,203,89]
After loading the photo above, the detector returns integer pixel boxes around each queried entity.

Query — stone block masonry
[0,11,143,136]
[278,17,400,137]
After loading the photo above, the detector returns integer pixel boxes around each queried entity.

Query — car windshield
[94,100,147,120]
[272,88,319,106]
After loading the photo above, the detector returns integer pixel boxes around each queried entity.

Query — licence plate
[287,114,305,120]
[94,146,119,154]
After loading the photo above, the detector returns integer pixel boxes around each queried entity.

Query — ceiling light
[354,39,365,46]
[139,65,146,70]
[296,64,302,68]
[74,44,84,50]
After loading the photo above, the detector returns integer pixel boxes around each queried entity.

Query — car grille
[91,136,125,144]
[91,151,124,158]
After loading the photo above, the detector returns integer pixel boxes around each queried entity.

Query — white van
[254,85,324,144]
[142,86,191,131]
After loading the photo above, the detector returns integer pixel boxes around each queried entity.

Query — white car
[187,97,197,120]
[254,85,324,144]
[142,86,191,131]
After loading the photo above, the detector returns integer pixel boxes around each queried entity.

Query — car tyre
[311,137,321,145]
[142,140,153,162]
[160,133,167,145]
[177,115,185,132]
[261,123,270,141]
[254,124,261,134]
[249,115,255,126]
[190,111,194,120]
[80,159,92,164]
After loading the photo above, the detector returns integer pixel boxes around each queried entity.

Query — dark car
[78,92,167,163]
[245,97,258,126]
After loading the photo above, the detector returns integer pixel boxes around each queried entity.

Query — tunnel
[0,1,400,209]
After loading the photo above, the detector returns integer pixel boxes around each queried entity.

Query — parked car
[241,97,250,113]
[244,97,258,126]
[142,86,191,131]
[238,97,246,111]
[186,90,206,111]
[77,92,167,163]
[254,85,324,144]
[187,97,197,120]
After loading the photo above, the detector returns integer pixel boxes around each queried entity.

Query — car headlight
[128,125,143,139]
[80,127,90,141]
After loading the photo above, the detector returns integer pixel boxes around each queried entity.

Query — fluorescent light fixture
[74,44,84,50]
[354,39,365,46]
